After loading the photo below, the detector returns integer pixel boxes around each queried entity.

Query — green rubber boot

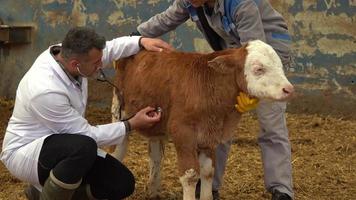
[40,170,81,200]
[71,184,98,200]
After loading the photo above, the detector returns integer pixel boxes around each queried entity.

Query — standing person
[133,0,294,199]
[0,27,172,200]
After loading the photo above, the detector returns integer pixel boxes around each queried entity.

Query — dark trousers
[38,134,135,200]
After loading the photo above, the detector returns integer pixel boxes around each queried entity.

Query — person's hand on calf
[128,106,162,131]
[139,37,174,52]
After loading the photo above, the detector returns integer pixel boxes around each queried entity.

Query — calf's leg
[180,168,199,200]
[147,139,165,199]
[112,136,129,161]
[111,88,128,161]
[173,139,199,200]
[199,149,215,200]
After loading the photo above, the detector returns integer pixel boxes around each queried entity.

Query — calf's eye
[254,67,265,76]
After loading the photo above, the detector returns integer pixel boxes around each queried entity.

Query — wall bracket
[0,25,33,44]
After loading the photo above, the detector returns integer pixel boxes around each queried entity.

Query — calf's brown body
[114,47,248,199]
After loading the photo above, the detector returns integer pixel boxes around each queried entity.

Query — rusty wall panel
[0,0,355,117]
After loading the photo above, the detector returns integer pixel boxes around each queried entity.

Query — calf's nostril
[283,88,290,94]
[282,85,294,95]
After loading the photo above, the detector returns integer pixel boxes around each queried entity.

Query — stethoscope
[96,68,127,121]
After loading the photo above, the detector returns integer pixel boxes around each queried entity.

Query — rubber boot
[40,170,81,200]
[24,185,40,200]
[71,184,98,200]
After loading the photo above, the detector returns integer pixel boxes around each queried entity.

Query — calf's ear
[208,55,237,74]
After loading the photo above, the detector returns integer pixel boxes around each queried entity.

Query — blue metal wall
[0,0,355,117]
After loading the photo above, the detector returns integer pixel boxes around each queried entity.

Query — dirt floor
[0,97,355,200]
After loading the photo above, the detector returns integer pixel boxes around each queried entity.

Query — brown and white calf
[110,40,294,200]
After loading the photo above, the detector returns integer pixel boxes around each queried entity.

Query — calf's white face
[244,40,294,101]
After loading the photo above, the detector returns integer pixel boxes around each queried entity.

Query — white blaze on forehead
[244,40,292,100]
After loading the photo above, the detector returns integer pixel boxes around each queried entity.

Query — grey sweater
[138,0,292,64]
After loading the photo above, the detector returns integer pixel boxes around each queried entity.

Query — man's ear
[208,54,237,74]
[68,59,80,70]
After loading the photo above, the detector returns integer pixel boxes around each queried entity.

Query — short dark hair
[61,27,106,59]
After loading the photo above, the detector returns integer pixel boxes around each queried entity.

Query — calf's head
[208,40,294,101]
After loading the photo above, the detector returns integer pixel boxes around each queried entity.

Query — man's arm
[101,36,141,67]
[29,92,161,146]
[29,92,128,147]
[102,36,173,67]
[137,0,190,37]
[233,0,266,45]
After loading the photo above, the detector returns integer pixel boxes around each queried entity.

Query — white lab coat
[0,36,141,189]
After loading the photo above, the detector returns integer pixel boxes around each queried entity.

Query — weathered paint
[269,0,356,117]
[0,0,355,117]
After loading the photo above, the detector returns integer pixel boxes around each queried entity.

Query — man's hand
[235,92,259,113]
[139,37,174,52]
[128,106,162,130]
